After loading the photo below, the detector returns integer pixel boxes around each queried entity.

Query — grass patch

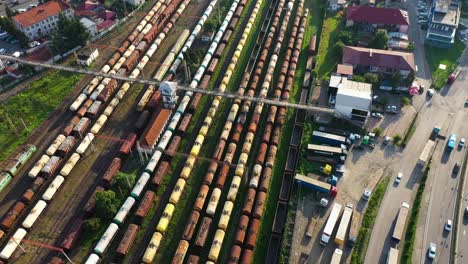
[350,176,391,264]
[401,113,418,148]
[315,12,344,80]
[0,70,80,164]
[425,40,465,90]
[400,163,431,263]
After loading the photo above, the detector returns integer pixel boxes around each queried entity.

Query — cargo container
[208,229,225,262]
[116,224,139,256]
[46,135,66,156]
[84,186,104,215]
[142,232,163,263]
[72,117,91,138]
[135,190,155,220]
[42,176,65,201]
[60,153,80,176]
[183,210,200,240]
[330,248,342,264]
[335,203,353,245]
[187,255,200,264]
[84,254,100,264]
[102,158,122,185]
[294,174,338,197]
[56,137,76,158]
[1,201,26,231]
[194,185,209,212]
[246,218,260,250]
[152,161,169,187]
[195,217,212,248]
[114,197,135,225]
[22,200,47,229]
[28,155,50,178]
[320,203,342,245]
[40,156,62,178]
[0,228,27,260]
[312,131,350,147]
[119,133,137,155]
[61,218,83,251]
[140,108,171,148]
[157,204,175,233]
[392,202,410,243]
[307,144,347,157]
[173,240,189,264]
[387,247,399,264]
[94,223,119,256]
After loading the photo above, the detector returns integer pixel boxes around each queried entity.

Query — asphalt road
[456,159,468,263]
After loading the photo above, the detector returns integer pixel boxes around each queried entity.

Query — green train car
[0,172,12,193]
[3,144,37,176]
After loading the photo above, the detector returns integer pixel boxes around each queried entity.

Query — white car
[371,112,383,118]
[362,189,372,201]
[0,48,5,54]
[395,172,403,184]
[428,242,436,259]
[445,219,452,232]
[427,89,434,97]
[459,138,465,148]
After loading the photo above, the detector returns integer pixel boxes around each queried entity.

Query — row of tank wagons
[141,0,257,262]
[83,0,219,262]
[0,0,175,260]
[0,145,37,194]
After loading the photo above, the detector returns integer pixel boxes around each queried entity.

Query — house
[335,79,372,123]
[12,0,74,40]
[345,6,409,33]
[329,0,347,11]
[125,0,145,7]
[80,17,98,37]
[24,46,53,70]
[74,0,101,17]
[336,64,353,77]
[76,47,99,66]
[342,46,415,77]
[425,0,460,48]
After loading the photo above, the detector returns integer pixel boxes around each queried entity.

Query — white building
[12,0,74,41]
[125,0,145,6]
[80,17,98,37]
[329,0,347,11]
[334,79,372,124]
[77,48,99,66]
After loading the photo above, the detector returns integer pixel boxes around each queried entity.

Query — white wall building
[12,0,74,41]
[77,48,99,66]
[335,79,372,124]
[80,17,98,37]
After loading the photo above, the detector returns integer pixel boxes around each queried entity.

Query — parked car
[465,99,468,107]
[371,112,383,118]
[362,189,372,201]
[383,136,391,145]
[418,19,428,25]
[395,172,403,184]
[459,138,465,148]
[18,8,27,13]
[28,41,40,48]
[428,243,437,259]
[0,48,5,54]
[464,206,468,218]
[453,163,460,175]
[427,89,434,97]
[386,105,398,114]
[444,219,452,232]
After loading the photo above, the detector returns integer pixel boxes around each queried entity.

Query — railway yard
[0,0,466,263]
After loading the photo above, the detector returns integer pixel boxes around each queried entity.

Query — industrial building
[334,79,372,124]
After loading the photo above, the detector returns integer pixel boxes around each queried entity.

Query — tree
[393,134,402,145]
[334,41,345,58]
[0,17,28,47]
[352,75,366,83]
[370,29,389,49]
[83,218,102,235]
[408,41,414,51]
[52,14,90,54]
[5,6,16,17]
[203,20,216,33]
[373,127,383,137]
[401,96,411,106]
[95,190,120,221]
[113,172,136,194]
[363,73,379,87]
[390,72,402,88]
[337,31,354,45]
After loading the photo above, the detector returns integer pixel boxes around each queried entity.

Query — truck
[294,174,338,197]
[312,131,350,147]
[347,213,359,247]
[430,126,441,140]
[387,247,399,264]
[335,203,354,246]
[447,67,461,85]
[417,139,435,166]
[320,203,343,245]
[447,134,456,151]
[392,202,410,243]
[307,144,347,158]
[330,248,343,264]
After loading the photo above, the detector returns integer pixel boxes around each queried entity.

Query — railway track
[0,0,185,262]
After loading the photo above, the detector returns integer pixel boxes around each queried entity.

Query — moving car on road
[459,138,465,148]
[428,242,437,259]
[447,134,457,151]
[453,163,460,176]
[362,189,372,201]
[395,172,403,184]
[444,219,452,232]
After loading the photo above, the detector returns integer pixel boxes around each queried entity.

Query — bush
[364,73,379,87]
[393,134,402,145]
[83,217,102,234]
[373,127,383,137]
[112,172,136,195]
[95,190,120,221]
[334,41,345,58]
[401,96,411,106]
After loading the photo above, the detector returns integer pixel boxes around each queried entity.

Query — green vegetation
[0,71,80,164]
[369,29,389,49]
[401,113,418,147]
[315,12,344,80]
[0,16,28,47]
[52,14,90,54]
[393,134,402,146]
[113,171,137,196]
[373,127,383,137]
[351,176,391,264]
[95,190,121,221]
[425,40,465,89]
[400,163,431,263]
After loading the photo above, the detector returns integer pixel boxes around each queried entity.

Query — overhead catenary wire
[0,55,334,113]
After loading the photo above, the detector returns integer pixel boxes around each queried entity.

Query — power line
[0,55,335,114]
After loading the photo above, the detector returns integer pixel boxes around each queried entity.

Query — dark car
[453,163,460,175]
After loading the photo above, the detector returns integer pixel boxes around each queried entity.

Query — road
[364,0,468,262]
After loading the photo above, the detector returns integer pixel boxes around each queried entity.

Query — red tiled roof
[75,0,99,12]
[75,10,97,17]
[346,6,409,26]
[97,10,116,20]
[97,20,115,31]
[336,64,354,75]
[13,0,71,28]
[342,46,415,71]
[25,46,53,62]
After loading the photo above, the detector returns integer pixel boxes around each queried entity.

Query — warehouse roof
[13,0,71,28]
[337,79,372,100]
[342,46,415,71]
[346,6,409,26]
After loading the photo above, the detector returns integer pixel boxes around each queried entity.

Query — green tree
[337,31,354,45]
[408,42,414,51]
[52,14,90,54]
[334,41,345,58]
[393,134,402,145]
[83,217,102,234]
[363,73,379,87]
[391,72,402,88]
[113,172,136,194]
[373,127,383,137]
[370,29,389,49]
[5,6,16,17]
[401,96,411,106]
[203,20,216,33]
[352,75,366,83]
[95,190,120,221]
[0,17,28,47]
